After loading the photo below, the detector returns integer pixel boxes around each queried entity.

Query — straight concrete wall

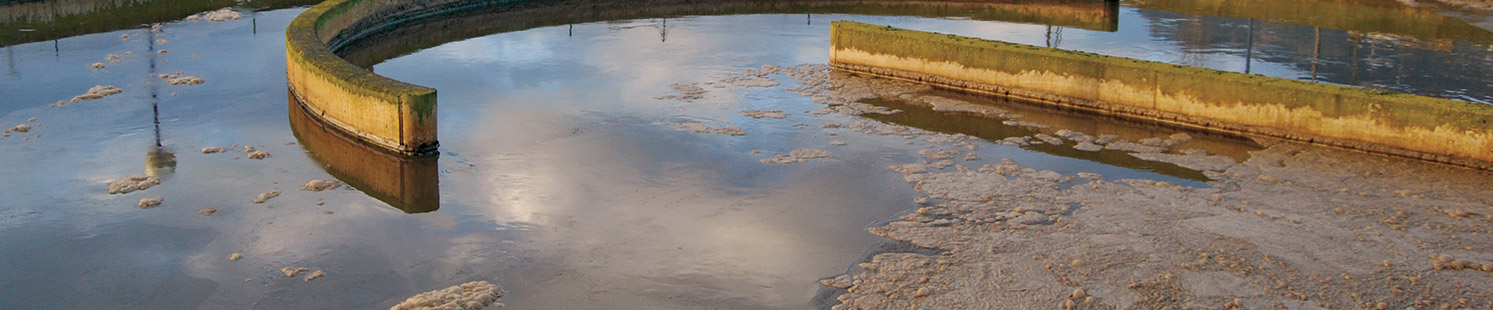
[829,21,1493,169]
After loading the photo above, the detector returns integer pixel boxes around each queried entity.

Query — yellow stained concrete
[829,27,1493,168]
[285,0,440,155]
[285,50,407,152]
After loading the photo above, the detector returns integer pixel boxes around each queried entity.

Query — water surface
[0,1,1489,309]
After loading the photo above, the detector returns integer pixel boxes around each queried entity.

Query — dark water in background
[0,1,1489,309]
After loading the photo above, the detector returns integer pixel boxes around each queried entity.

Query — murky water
[1,1,1490,309]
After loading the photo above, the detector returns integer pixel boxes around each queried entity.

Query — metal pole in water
[1350,34,1361,85]
[1245,18,1254,74]
[1045,25,1052,48]
[1311,27,1321,82]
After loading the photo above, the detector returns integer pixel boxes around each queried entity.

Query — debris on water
[158,50,169,54]
[105,54,121,63]
[316,199,324,206]
[1167,133,1193,144]
[918,149,960,160]
[158,72,204,85]
[820,275,854,289]
[1073,141,1103,152]
[281,267,308,277]
[674,122,747,136]
[167,76,203,85]
[963,153,980,161]
[1129,150,1237,172]
[248,151,270,159]
[657,83,706,101]
[1034,134,1064,145]
[1103,140,1167,153]
[137,196,163,208]
[831,140,847,146]
[90,63,105,69]
[739,109,787,119]
[120,34,129,39]
[252,190,280,204]
[189,8,243,22]
[1002,120,1051,129]
[391,281,505,310]
[301,179,342,192]
[723,76,780,87]
[1093,134,1120,144]
[107,175,160,194]
[69,85,123,103]
[304,270,325,281]
[760,148,830,164]
[228,253,243,261]
[201,147,225,154]
[198,208,217,216]
[155,39,167,45]
[918,95,1004,115]
[8,124,31,133]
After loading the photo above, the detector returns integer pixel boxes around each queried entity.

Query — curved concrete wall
[830,21,1493,169]
[285,0,460,155]
[284,0,1119,155]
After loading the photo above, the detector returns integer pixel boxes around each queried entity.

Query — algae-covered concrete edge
[285,0,437,155]
[829,21,1493,168]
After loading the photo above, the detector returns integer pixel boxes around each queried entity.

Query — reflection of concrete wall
[286,0,1118,155]
[1128,0,1493,42]
[859,96,1262,181]
[830,21,1493,169]
[288,92,439,214]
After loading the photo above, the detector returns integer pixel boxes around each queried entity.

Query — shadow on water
[855,88,1264,182]
[0,0,323,47]
[287,92,440,214]
[337,0,1120,67]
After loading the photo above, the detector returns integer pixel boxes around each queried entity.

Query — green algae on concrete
[829,21,1493,169]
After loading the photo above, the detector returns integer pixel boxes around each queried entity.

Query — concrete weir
[829,21,1493,169]
[283,0,1120,155]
